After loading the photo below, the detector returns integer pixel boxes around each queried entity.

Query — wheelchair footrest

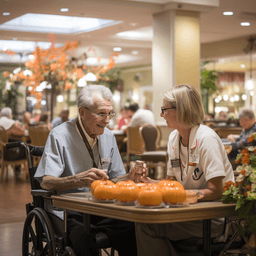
[94,232,111,249]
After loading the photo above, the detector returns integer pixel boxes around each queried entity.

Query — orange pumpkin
[94,181,117,200]
[138,186,162,206]
[91,179,114,196]
[161,186,186,204]
[116,180,139,202]
[157,180,184,190]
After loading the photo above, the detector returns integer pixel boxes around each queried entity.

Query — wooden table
[52,192,237,256]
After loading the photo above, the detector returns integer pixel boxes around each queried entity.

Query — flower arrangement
[1,34,120,111]
[222,134,256,237]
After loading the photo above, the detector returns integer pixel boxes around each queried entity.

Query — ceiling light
[240,64,245,68]
[3,12,10,16]
[60,8,69,12]
[113,47,122,52]
[41,100,46,105]
[230,97,235,102]
[250,91,254,96]
[77,77,87,87]
[223,95,229,101]
[242,94,247,100]
[246,79,255,90]
[84,72,97,82]
[215,98,220,103]
[234,95,239,101]
[0,13,123,34]
[57,95,64,103]
[131,51,138,55]
[241,22,250,26]
[223,12,233,16]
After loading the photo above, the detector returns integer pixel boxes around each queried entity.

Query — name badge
[101,157,111,170]
[189,154,199,164]
[171,158,180,168]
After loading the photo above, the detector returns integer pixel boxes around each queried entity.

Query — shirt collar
[76,115,99,148]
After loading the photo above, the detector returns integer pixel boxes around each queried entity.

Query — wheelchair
[6,141,116,256]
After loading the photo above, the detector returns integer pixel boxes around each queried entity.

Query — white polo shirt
[0,116,15,130]
[167,124,234,189]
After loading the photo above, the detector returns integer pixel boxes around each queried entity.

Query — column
[152,10,200,124]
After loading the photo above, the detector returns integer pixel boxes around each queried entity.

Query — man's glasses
[161,107,176,114]
[84,107,116,120]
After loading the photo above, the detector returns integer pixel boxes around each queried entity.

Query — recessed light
[131,51,138,55]
[113,47,122,52]
[3,12,10,16]
[241,64,245,68]
[223,11,233,16]
[241,22,250,26]
[60,8,69,12]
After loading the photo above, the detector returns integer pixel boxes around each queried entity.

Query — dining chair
[0,126,28,181]
[28,126,50,166]
[121,126,144,171]
[139,124,168,179]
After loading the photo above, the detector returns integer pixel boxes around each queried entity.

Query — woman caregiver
[137,84,235,256]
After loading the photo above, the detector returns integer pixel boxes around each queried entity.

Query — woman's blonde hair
[161,84,205,128]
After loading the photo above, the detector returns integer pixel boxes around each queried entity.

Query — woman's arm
[197,176,223,201]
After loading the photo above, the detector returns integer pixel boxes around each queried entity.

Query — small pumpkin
[91,179,114,196]
[138,186,162,206]
[94,181,117,200]
[116,180,139,202]
[161,186,186,204]
[157,180,184,190]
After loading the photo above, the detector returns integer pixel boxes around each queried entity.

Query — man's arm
[41,168,109,192]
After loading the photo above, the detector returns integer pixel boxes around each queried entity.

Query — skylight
[0,13,122,34]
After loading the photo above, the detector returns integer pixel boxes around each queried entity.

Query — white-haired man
[35,85,146,256]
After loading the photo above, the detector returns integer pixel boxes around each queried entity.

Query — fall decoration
[162,186,186,204]
[138,185,162,206]
[222,133,256,237]
[116,180,139,202]
[93,180,116,200]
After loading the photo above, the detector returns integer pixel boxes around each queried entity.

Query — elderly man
[35,85,145,256]
[0,107,25,136]
[227,108,256,161]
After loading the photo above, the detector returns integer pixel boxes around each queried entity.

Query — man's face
[79,97,113,137]
[239,117,254,130]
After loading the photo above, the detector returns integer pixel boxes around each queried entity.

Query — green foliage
[200,68,219,94]
[96,68,121,92]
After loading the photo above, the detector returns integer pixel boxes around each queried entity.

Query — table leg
[203,219,211,256]
[83,213,91,233]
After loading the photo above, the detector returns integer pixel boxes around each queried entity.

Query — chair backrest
[214,127,242,138]
[140,124,158,151]
[126,126,144,155]
[0,126,8,144]
[29,126,50,146]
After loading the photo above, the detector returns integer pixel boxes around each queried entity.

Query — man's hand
[76,168,109,187]
[128,161,148,183]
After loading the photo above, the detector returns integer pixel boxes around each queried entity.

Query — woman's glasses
[161,107,176,114]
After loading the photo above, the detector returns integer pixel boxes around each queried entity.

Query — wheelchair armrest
[31,189,55,197]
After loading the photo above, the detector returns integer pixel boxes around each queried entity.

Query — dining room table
[51,192,237,256]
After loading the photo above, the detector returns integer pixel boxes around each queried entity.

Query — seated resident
[51,108,70,128]
[135,84,234,256]
[34,85,146,256]
[227,108,256,161]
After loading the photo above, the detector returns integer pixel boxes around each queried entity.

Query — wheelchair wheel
[22,207,56,256]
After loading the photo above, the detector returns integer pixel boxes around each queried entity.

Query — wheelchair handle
[6,141,32,168]
[6,141,23,149]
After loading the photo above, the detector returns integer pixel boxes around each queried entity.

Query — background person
[136,84,234,256]
[22,111,32,130]
[34,85,146,256]
[38,111,52,130]
[227,108,256,162]
[51,108,70,128]
[31,109,42,123]
[114,107,128,130]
